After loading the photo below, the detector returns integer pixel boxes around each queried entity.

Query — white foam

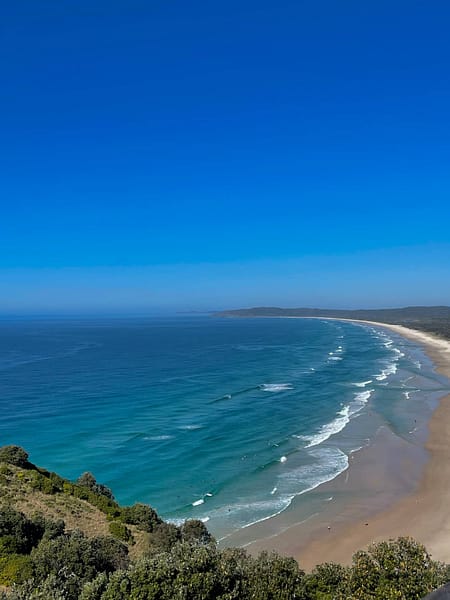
[216,449,349,537]
[200,516,210,523]
[165,517,185,526]
[192,498,204,507]
[304,413,349,448]
[353,380,373,388]
[375,362,398,381]
[328,356,342,361]
[179,424,203,430]
[277,448,349,500]
[145,435,174,441]
[260,383,293,392]
[352,389,373,412]
[393,348,405,357]
[303,389,374,448]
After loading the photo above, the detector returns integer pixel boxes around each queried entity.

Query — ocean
[1,316,448,541]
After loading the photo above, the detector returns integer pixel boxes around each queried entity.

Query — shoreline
[226,318,450,569]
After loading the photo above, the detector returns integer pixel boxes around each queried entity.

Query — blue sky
[1,1,449,313]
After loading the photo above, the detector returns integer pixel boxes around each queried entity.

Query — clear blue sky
[1,1,449,313]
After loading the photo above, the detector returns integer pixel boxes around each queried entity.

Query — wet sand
[227,320,450,570]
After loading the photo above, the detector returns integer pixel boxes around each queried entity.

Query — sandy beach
[228,319,450,570]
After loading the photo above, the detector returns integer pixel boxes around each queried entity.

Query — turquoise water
[1,316,449,539]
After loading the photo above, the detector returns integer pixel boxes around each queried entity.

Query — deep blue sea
[1,316,449,539]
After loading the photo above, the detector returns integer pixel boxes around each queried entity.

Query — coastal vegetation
[1,446,450,599]
[215,306,450,340]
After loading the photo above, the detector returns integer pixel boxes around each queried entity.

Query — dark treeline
[215,306,450,339]
[1,446,450,599]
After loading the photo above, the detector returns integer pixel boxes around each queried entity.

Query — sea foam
[375,362,398,381]
[303,389,374,448]
[260,383,293,392]
[353,379,373,387]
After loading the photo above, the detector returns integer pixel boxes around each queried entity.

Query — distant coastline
[215,305,450,340]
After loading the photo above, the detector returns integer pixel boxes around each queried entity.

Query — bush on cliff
[345,537,450,600]
[0,447,29,469]
[76,472,115,501]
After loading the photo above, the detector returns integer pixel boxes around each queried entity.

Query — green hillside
[2,445,450,599]
[215,306,450,339]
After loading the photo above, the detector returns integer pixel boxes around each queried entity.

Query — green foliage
[31,530,129,582]
[0,554,33,585]
[346,537,448,599]
[147,522,181,553]
[4,571,80,600]
[77,472,115,501]
[63,481,75,495]
[0,508,45,554]
[0,446,29,468]
[84,543,307,600]
[303,562,350,599]
[47,470,66,490]
[70,484,121,518]
[29,470,59,494]
[243,551,306,599]
[79,573,110,600]
[100,543,222,600]
[32,515,65,542]
[180,518,215,545]
[108,521,132,543]
[120,502,162,533]
[30,531,129,600]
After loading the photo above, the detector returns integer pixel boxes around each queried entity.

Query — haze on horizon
[1,1,449,315]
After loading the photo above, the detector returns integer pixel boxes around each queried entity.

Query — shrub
[180,519,214,545]
[30,471,58,494]
[63,481,75,495]
[120,503,162,533]
[0,508,45,554]
[4,572,80,600]
[348,537,449,599]
[0,553,33,585]
[303,562,350,599]
[76,472,115,501]
[79,573,110,600]
[147,522,181,552]
[244,551,305,600]
[32,515,65,541]
[0,446,29,468]
[31,531,129,587]
[108,521,132,543]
